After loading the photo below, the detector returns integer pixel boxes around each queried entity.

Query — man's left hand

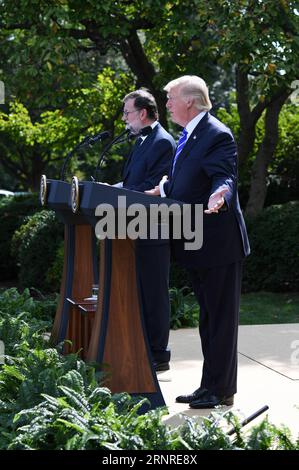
[205,187,229,214]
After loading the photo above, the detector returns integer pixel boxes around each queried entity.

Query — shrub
[170,287,199,329]
[169,260,192,292]
[0,194,39,281]
[243,201,299,292]
[11,210,64,293]
[170,201,299,293]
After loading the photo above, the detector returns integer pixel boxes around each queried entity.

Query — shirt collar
[140,121,158,141]
[185,111,206,139]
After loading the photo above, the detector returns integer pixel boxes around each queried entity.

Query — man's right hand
[145,185,160,196]
[145,175,168,196]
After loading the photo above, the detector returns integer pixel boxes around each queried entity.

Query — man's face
[122,98,142,134]
[166,86,188,127]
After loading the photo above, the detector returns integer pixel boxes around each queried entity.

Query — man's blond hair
[164,75,212,111]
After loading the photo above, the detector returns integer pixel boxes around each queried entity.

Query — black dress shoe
[154,361,170,372]
[176,387,208,403]
[189,392,234,409]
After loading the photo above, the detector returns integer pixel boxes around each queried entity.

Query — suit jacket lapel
[123,125,158,179]
[169,113,210,187]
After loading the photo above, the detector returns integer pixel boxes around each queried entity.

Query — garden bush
[169,287,198,329]
[11,210,64,293]
[243,201,299,292]
[170,201,299,294]
[0,193,39,281]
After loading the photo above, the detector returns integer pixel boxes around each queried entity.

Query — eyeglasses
[123,109,140,117]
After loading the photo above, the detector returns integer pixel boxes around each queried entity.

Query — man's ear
[139,108,147,120]
[186,97,194,108]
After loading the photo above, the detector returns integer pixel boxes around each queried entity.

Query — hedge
[2,199,298,293]
[0,194,40,281]
[11,210,64,293]
[243,201,299,292]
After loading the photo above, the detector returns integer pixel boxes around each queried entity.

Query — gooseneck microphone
[94,127,132,181]
[86,130,110,146]
[60,131,110,181]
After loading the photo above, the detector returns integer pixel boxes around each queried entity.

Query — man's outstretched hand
[204,187,229,214]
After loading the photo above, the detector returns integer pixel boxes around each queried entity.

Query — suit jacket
[164,112,250,268]
[123,123,176,192]
[123,122,176,246]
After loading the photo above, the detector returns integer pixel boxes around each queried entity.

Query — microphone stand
[60,136,90,181]
[60,131,110,181]
[227,405,269,436]
[94,128,131,182]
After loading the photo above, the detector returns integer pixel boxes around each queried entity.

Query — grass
[1,285,298,327]
[239,291,299,325]
[183,291,299,326]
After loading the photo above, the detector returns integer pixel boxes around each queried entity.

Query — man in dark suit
[146,76,250,407]
[119,89,176,371]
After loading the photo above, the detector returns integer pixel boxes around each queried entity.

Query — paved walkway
[157,324,299,438]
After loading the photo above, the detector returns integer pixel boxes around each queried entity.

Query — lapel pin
[193,135,197,139]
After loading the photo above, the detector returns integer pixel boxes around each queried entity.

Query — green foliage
[8,376,170,450]
[169,201,299,295]
[44,241,64,292]
[266,103,299,205]
[0,287,298,450]
[1,0,298,205]
[243,201,299,292]
[0,193,39,280]
[240,292,299,325]
[11,210,64,293]
[0,69,133,188]
[0,288,56,358]
[217,102,299,207]
[0,349,98,450]
[0,101,78,189]
[180,414,236,450]
[169,287,199,330]
[169,261,192,293]
[245,417,298,450]
[0,287,56,323]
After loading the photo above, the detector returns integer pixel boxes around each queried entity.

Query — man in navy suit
[146,76,250,407]
[119,89,176,371]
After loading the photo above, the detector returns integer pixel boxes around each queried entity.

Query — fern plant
[169,286,199,329]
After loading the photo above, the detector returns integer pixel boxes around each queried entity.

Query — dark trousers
[136,241,171,363]
[189,260,243,396]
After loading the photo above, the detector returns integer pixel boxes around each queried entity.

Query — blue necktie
[172,128,188,175]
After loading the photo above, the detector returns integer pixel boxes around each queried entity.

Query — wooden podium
[40,178,98,348]
[41,176,182,410]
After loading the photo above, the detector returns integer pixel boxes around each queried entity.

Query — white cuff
[112,182,123,188]
[159,180,167,198]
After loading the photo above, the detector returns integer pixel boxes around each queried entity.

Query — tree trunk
[119,32,168,129]
[235,67,267,166]
[245,91,289,217]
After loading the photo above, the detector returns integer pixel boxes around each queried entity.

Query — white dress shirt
[159,111,206,197]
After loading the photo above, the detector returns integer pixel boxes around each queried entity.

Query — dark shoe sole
[189,395,234,409]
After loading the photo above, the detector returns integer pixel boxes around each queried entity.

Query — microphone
[60,130,110,181]
[94,128,131,181]
[83,130,110,147]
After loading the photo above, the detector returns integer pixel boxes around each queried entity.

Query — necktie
[172,128,188,175]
